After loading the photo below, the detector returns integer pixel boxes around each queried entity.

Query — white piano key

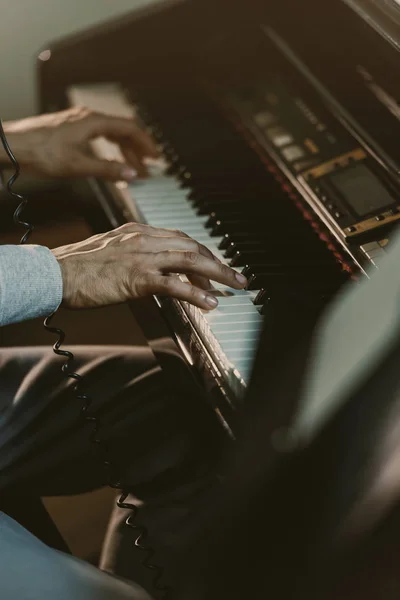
[138,205,200,215]
[217,295,258,306]
[133,192,191,202]
[131,178,176,189]
[212,321,263,340]
[207,322,262,334]
[133,189,181,199]
[204,308,261,324]
[135,197,187,206]
[221,342,258,360]
[216,331,261,343]
[145,215,207,226]
[136,197,190,208]
[211,285,257,298]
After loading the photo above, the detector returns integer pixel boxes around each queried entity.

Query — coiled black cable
[117,491,170,595]
[0,119,33,243]
[43,312,170,599]
[0,119,169,598]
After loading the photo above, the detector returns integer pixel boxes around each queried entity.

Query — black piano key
[205,206,307,227]
[224,241,268,259]
[209,219,322,239]
[246,267,347,290]
[224,239,330,260]
[249,269,348,290]
[253,288,269,306]
[230,249,338,268]
[218,231,314,250]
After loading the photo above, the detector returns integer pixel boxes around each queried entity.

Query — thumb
[80,157,137,182]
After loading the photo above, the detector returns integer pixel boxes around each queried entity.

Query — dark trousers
[0,341,223,595]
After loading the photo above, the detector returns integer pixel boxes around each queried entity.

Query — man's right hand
[52,223,247,311]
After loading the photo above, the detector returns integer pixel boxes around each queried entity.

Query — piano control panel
[226,68,400,246]
[303,152,400,239]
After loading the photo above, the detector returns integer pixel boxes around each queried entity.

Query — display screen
[329,164,394,217]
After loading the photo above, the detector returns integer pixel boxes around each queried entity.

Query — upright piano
[37,0,400,432]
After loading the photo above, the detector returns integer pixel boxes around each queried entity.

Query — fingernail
[121,167,137,181]
[205,295,219,308]
[235,273,247,286]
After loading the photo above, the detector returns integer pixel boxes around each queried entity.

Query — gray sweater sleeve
[0,245,63,326]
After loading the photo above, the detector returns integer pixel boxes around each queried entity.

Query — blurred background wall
[0,0,161,120]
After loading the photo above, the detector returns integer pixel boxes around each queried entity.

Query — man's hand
[3,107,158,181]
[52,223,247,311]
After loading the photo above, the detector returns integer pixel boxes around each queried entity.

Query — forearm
[0,245,63,326]
[0,123,14,166]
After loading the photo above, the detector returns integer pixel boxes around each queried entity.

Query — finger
[93,114,159,158]
[155,250,247,289]
[187,274,213,291]
[77,156,138,182]
[146,276,219,310]
[174,271,211,291]
[124,234,213,289]
[120,146,148,178]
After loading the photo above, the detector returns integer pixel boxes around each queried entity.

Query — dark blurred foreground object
[174,300,400,600]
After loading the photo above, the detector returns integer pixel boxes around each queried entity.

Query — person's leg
[0,344,160,493]
[99,340,225,594]
[0,343,161,549]
[0,342,224,592]
[0,490,70,552]
[0,511,152,600]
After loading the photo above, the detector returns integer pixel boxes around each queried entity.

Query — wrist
[51,247,76,309]
[1,122,40,169]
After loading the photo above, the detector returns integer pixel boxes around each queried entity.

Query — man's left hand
[3,107,159,181]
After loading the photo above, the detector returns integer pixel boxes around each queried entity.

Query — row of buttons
[253,112,308,165]
[311,184,344,220]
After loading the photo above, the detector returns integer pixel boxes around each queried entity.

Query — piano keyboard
[67,83,348,399]
[68,84,264,392]
[132,173,264,386]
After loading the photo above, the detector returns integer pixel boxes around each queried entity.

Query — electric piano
[37,0,400,431]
